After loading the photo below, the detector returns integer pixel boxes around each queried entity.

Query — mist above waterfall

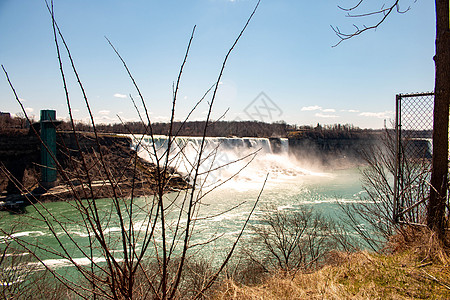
[130,135,327,191]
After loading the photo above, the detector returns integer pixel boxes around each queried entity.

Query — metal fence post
[393,94,401,223]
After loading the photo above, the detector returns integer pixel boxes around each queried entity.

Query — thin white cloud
[359,111,394,119]
[154,116,169,122]
[19,98,27,103]
[301,106,338,113]
[114,93,127,99]
[117,116,139,123]
[315,113,338,118]
[95,115,116,124]
[99,110,110,115]
[25,107,34,113]
[301,105,322,111]
[340,109,360,113]
[98,116,114,120]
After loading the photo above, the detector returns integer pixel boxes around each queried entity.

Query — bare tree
[428,0,449,239]
[247,206,341,274]
[1,0,263,299]
[333,0,450,238]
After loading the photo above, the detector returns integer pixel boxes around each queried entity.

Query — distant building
[0,112,11,118]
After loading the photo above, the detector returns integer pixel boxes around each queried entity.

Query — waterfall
[131,136,287,155]
[128,135,312,190]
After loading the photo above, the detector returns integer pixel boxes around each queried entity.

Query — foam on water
[0,231,47,242]
[26,256,122,271]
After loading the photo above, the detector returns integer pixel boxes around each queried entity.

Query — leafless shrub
[245,206,342,275]
[339,128,432,252]
[0,241,33,299]
[0,235,69,300]
[224,251,269,286]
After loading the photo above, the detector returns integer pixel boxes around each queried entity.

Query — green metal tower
[40,109,57,189]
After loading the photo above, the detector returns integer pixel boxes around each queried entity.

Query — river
[0,135,367,277]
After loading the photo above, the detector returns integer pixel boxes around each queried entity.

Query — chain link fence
[394,92,434,225]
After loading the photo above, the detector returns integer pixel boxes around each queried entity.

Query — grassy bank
[215,230,450,299]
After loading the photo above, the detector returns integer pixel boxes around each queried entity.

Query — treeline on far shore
[59,120,381,138]
[1,112,386,138]
[68,120,289,137]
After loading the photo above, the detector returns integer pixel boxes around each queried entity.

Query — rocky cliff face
[0,132,183,198]
[0,133,40,194]
[288,134,380,167]
[0,131,189,211]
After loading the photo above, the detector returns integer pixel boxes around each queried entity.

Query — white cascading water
[128,135,323,191]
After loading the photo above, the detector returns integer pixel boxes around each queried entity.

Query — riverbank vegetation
[215,229,450,299]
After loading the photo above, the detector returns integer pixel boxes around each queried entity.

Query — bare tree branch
[332,0,413,47]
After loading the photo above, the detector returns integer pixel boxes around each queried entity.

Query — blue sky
[0,0,435,128]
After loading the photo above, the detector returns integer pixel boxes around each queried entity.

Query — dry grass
[214,229,450,299]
